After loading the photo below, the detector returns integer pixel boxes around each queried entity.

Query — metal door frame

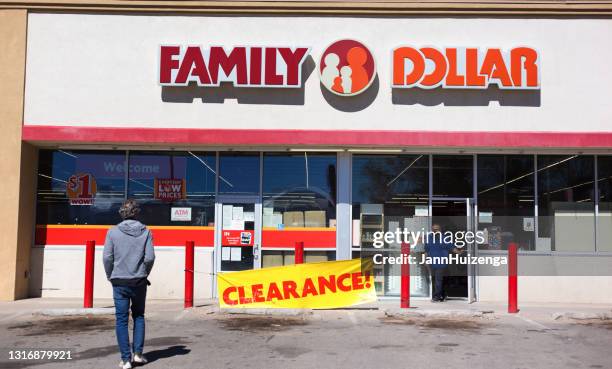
[466,198,477,303]
[212,195,262,297]
[429,197,477,303]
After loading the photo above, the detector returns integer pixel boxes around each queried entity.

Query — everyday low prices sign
[217,259,376,309]
[154,178,186,201]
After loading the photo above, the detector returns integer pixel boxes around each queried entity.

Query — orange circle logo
[319,39,376,96]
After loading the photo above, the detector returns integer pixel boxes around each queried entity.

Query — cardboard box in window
[283,253,295,265]
[283,211,304,227]
[263,212,283,228]
[305,210,326,228]
[305,252,329,263]
[262,254,284,268]
[283,253,329,265]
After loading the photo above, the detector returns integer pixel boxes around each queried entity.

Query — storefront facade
[1,1,612,302]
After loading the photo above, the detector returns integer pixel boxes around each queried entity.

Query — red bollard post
[508,242,519,313]
[83,240,95,308]
[295,241,304,264]
[184,241,195,309]
[400,242,410,308]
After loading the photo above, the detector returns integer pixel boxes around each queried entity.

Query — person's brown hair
[119,199,140,220]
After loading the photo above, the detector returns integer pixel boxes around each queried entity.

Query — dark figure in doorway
[424,223,463,302]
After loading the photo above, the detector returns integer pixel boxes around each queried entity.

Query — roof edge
[3,0,612,16]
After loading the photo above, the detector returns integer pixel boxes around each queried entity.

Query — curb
[383,308,495,319]
[34,308,115,317]
[220,308,313,316]
[551,311,612,321]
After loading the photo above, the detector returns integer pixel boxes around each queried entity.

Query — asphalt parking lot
[0,301,611,369]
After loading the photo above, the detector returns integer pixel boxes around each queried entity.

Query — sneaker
[119,360,132,369]
[133,353,148,364]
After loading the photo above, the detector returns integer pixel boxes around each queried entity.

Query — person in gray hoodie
[103,199,155,369]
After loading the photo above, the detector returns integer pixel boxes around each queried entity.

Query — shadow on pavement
[145,345,191,364]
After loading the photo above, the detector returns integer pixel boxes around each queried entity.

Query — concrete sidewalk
[1,297,610,322]
[1,298,611,369]
[376,299,612,321]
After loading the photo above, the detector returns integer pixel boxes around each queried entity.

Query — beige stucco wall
[479,276,612,304]
[0,9,35,301]
[478,254,612,304]
[29,247,215,300]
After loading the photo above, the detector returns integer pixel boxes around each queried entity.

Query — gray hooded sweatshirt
[103,219,155,285]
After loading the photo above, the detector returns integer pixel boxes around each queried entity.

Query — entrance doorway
[430,198,477,302]
[214,196,262,275]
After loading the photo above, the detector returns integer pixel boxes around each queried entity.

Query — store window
[219,152,260,195]
[433,155,473,198]
[352,154,429,296]
[261,152,336,266]
[127,151,216,226]
[597,156,612,251]
[537,155,595,252]
[477,155,535,251]
[36,150,127,225]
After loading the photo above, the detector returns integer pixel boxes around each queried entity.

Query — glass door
[214,196,261,274]
[430,198,476,301]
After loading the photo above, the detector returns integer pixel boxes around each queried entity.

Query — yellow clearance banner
[217,259,376,309]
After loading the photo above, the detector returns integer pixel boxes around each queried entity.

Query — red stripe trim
[262,229,336,248]
[22,125,612,148]
[35,226,336,249]
[36,225,214,247]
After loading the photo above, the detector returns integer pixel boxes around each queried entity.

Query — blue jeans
[112,284,147,362]
[432,268,447,300]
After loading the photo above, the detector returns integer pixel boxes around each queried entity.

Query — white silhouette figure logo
[321,53,340,89]
[319,39,376,97]
[340,66,352,94]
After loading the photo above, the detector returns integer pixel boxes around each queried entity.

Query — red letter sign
[392,46,539,89]
[159,45,310,88]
